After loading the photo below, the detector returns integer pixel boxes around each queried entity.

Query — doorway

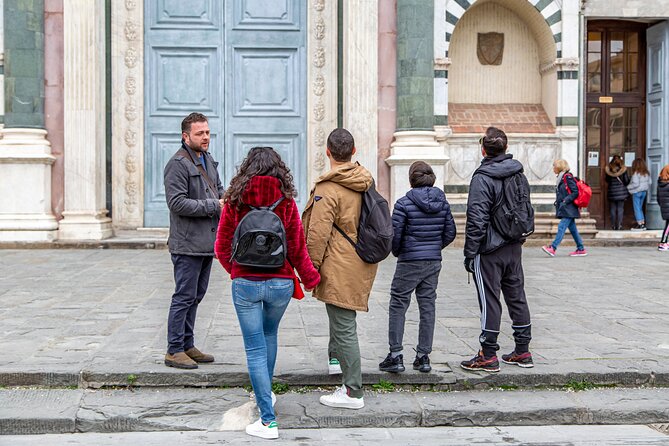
[585,21,647,229]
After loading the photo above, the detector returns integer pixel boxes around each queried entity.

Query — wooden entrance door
[585,22,647,229]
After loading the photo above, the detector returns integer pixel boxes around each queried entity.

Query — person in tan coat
[302,128,378,409]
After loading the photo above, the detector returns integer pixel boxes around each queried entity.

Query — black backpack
[488,172,535,241]
[334,182,393,264]
[231,197,287,269]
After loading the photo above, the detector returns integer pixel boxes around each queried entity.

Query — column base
[386,131,450,204]
[58,211,113,240]
[0,129,59,242]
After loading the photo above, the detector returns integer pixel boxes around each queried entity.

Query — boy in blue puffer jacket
[379,161,456,373]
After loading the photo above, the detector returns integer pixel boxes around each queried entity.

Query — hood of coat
[241,176,285,208]
[605,165,627,177]
[316,162,373,192]
[659,179,669,191]
[406,186,447,214]
[476,153,524,179]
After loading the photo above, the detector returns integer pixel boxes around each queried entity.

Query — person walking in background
[657,164,669,251]
[627,158,652,231]
[215,147,320,439]
[378,161,456,374]
[605,155,630,230]
[302,128,379,409]
[164,112,224,370]
[542,159,587,257]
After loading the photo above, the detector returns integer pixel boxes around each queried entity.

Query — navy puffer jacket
[391,187,457,262]
[555,172,580,219]
[658,180,669,220]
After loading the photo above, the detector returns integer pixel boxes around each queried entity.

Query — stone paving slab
[0,247,668,388]
[3,425,669,446]
[2,387,669,435]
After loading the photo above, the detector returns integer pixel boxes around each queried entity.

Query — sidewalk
[0,246,668,388]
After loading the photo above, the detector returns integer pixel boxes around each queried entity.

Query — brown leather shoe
[185,347,215,363]
[165,352,198,369]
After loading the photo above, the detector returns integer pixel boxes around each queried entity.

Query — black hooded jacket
[658,179,669,220]
[391,186,457,262]
[464,154,525,258]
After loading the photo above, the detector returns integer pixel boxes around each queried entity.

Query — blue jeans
[232,278,293,424]
[632,191,647,223]
[167,255,213,355]
[551,218,584,251]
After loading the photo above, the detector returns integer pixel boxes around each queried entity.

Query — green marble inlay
[535,0,553,12]
[434,115,448,126]
[3,0,45,128]
[557,117,578,126]
[546,10,561,27]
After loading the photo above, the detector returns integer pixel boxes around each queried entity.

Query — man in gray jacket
[164,112,224,369]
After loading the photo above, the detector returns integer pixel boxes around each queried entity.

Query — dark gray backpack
[490,172,535,241]
[231,198,287,269]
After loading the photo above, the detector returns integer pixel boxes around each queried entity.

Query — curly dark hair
[224,146,297,208]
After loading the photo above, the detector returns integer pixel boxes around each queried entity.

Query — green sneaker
[328,358,342,375]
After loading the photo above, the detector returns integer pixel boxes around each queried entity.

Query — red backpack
[563,174,592,209]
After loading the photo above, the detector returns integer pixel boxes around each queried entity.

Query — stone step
[2,387,668,435]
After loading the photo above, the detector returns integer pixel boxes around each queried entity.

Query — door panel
[225,0,307,209]
[586,22,647,229]
[144,3,223,227]
[646,21,669,229]
[144,1,307,227]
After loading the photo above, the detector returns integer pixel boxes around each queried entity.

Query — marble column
[386,0,449,204]
[58,0,112,240]
[0,0,58,241]
[342,0,378,180]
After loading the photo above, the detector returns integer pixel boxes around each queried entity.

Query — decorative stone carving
[314,101,325,121]
[125,102,138,121]
[125,46,138,68]
[315,128,325,148]
[125,20,138,41]
[313,74,325,96]
[313,0,325,12]
[540,57,580,74]
[434,57,451,70]
[477,32,504,66]
[314,152,326,172]
[126,0,137,10]
[124,129,136,147]
[315,17,325,40]
[125,154,137,174]
[313,47,325,68]
[125,76,137,95]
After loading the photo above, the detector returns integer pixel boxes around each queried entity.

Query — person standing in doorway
[605,155,630,230]
[302,128,379,409]
[657,164,669,251]
[163,112,224,369]
[627,158,652,231]
[541,159,587,257]
[461,127,534,373]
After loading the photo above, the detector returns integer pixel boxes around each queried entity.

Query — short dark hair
[480,126,508,157]
[409,161,436,188]
[181,112,208,134]
[327,128,355,162]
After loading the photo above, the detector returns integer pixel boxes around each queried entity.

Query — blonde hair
[660,164,669,182]
[553,159,570,173]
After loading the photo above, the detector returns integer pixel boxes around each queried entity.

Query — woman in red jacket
[215,147,320,440]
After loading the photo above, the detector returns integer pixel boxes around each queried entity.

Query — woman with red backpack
[542,159,588,257]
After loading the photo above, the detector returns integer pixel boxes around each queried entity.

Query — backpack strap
[333,223,356,248]
[268,197,285,211]
[177,147,218,198]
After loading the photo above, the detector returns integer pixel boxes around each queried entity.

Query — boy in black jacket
[379,161,456,373]
[461,127,533,372]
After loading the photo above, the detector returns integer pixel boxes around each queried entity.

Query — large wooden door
[585,22,647,229]
[144,1,307,227]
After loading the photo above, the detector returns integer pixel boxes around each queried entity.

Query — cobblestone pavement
[0,247,667,384]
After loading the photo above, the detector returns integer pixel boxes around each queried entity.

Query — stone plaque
[477,32,504,66]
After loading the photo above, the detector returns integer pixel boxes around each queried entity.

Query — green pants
[326,303,363,398]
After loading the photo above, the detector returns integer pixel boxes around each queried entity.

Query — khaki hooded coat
[302,162,378,312]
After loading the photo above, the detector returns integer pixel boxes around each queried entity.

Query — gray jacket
[164,141,225,256]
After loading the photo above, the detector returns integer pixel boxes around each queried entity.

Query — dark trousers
[472,243,531,357]
[167,254,213,355]
[610,200,625,229]
[388,260,441,356]
[662,220,669,244]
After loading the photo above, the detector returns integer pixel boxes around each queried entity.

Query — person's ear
[351,147,357,156]
[326,148,331,158]
[481,146,486,157]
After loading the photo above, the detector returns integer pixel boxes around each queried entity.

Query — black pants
[167,254,213,355]
[661,220,669,244]
[388,260,442,356]
[473,243,531,357]
[609,200,625,229]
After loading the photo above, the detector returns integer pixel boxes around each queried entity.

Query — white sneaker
[328,358,342,375]
[252,391,277,407]
[319,385,364,409]
[245,418,278,440]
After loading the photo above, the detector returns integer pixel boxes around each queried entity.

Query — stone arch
[444,0,562,61]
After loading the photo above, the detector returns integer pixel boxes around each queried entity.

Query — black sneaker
[501,351,534,368]
[379,353,405,373]
[460,351,500,373]
[413,354,431,373]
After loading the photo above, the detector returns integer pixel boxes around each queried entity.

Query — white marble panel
[434,78,448,116]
